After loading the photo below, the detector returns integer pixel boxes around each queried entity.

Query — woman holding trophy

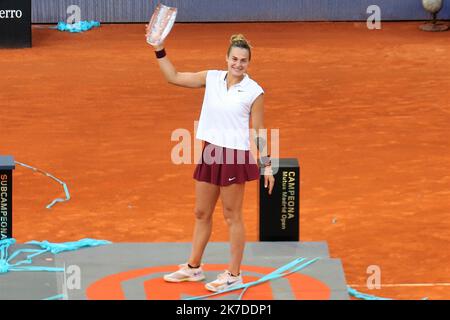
[145,4,274,293]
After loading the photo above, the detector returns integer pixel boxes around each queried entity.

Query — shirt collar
[223,71,249,88]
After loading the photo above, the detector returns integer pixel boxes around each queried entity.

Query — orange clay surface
[1,22,449,299]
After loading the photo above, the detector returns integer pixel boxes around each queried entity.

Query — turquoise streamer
[10,266,65,272]
[1,238,111,301]
[347,286,392,300]
[347,286,429,301]
[7,249,49,268]
[185,257,320,301]
[14,161,71,209]
[0,239,16,273]
[237,257,320,300]
[27,239,111,254]
[0,238,111,274]
[43,294,66,300]
[56,21,100,33]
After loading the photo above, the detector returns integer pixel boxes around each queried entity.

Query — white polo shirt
[196,70,264,151]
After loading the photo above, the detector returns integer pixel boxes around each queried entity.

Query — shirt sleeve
[250,84,264,106]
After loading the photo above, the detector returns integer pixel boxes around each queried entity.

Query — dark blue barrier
[31,0,450,23]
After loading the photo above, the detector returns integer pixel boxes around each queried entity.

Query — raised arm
[146,24,207,89]
[154,45,207,88]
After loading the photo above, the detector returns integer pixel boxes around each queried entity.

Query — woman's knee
[194,207,213,220]
[223,206,242,224]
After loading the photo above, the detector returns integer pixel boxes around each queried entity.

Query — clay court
[1,20,450,299]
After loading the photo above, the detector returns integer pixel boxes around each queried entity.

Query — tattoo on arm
[255,136,266,153]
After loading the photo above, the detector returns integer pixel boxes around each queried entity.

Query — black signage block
[0,155,15,240]
[259,158,300,241]
[0,0,31,48]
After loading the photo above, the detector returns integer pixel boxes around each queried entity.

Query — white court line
[349,283,450,288]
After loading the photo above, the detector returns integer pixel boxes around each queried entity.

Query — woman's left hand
[264,166,275,195]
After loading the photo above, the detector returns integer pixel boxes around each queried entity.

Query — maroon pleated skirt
[193,141,260,186]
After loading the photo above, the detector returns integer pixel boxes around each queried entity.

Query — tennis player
[146,28,274,292]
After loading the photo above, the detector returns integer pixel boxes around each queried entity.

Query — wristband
[155,48,166,59]
[260,155,271,167]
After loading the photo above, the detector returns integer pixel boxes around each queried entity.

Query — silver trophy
[420,0,448,32]
[146,3,178,45]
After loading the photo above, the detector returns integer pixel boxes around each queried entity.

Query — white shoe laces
[218,271,229,281]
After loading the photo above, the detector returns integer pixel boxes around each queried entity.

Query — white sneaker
[205,270,243,292]
[163,263,206,282]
